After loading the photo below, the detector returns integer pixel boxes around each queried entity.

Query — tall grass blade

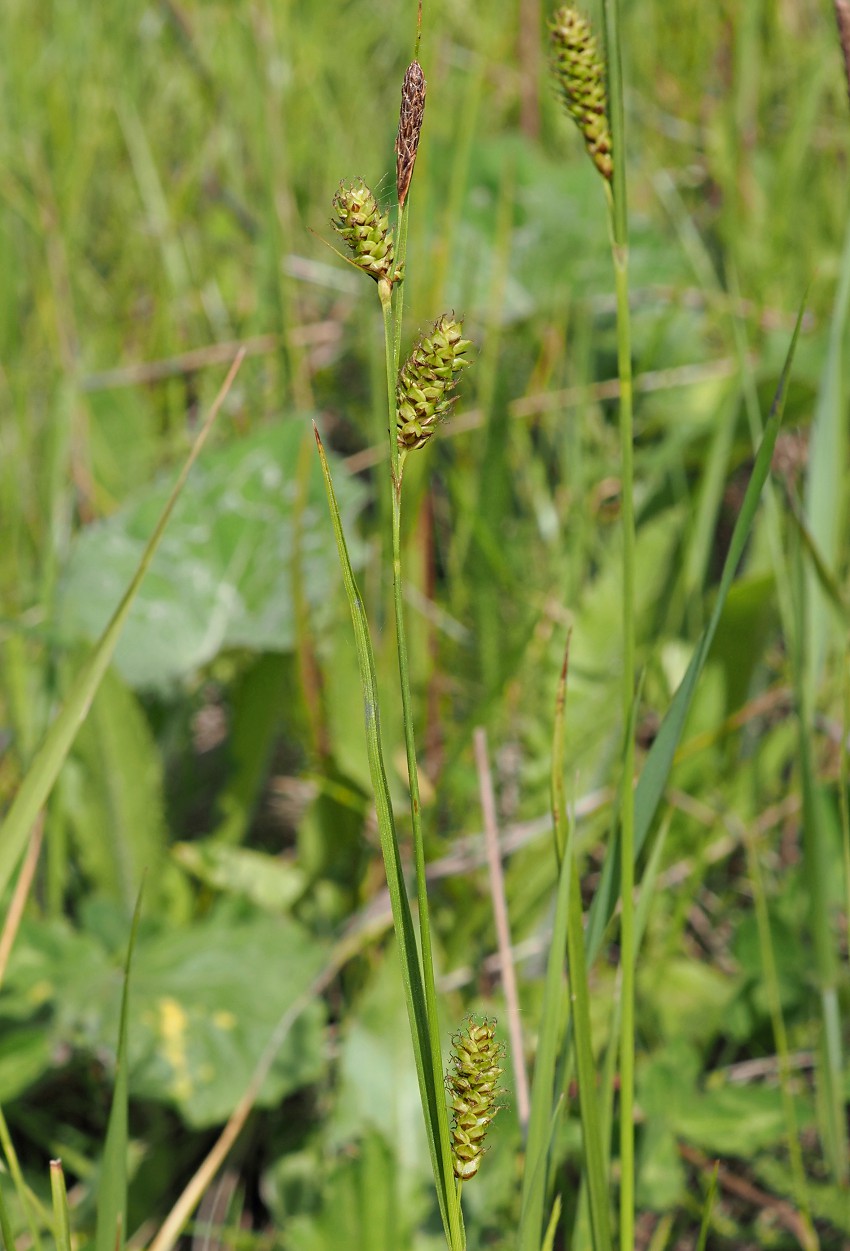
[798,684,847,1183]
[0,1104,47,1251]
[695,1163,719,1251]
[566,856,613,1251]
[95,889,144,1251]
[0,1175,16,1251]
[519,644,573,1251]
[804,223,850,687]
[49,1161,72,1251]
[313,426,460,1250]
[585,302,807,964]
[782,489,849,622]
[517,838,572,1251]
[541,1195,563,1251]
[742,819,817,1243]
[790,461,848,1184]
[520,638,612,1251]
[0,353,244,902]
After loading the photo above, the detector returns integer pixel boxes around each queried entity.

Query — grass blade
[519,643,572,1251]
[517,833,572,1251]
[0,1173,16,1251]
[804,222,850,686]
[0,1104,48,1251]
[0,352,244,903]
[520,637,612,1251]
[95,888,144,1251]
[49,1161,72,1251]
[313,425,460,1250]
[695,1163,719,1251]
[585,301,807,964]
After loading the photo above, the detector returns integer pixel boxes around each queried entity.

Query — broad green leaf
[639,1043,815,1159]
[753,1155,850,1235]
[173,841,307,912]
[0,1029,53,1102]
[636,1122,685,1211]
[117,911,328,1127]
[0,908,328,1128]
[636,957,740,1049]
[56,419,365,689]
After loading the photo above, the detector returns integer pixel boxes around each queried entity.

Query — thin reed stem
[382,221,464,1251]
[613,247,636,1251]
[600,1,636,1245]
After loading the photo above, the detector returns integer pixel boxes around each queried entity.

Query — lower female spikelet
[446,1018,504,1181]
[550,7,613,181]
[331,179,402,287]
[396,314,472,451]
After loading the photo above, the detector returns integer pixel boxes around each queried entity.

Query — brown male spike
[396,59,426,209]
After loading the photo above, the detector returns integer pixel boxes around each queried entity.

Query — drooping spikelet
[331,180,402,288]
[396,59,426,209]
[446,1018,504,1181]
[550,7,613,181]
[396,314,472,452]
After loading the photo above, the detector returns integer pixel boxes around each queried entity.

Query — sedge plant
[549,6,636,1246]
[544,6,810,1250]
[316,22,491,1251]
[319,8,814,1251]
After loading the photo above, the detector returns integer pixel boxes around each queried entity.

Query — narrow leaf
[95,889,144,1251]
[49,1161,72,1251]
[313,426,459,1247]
[0,353,244,902]
[585,304,806,964]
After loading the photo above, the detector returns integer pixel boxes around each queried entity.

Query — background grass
[1,0,850,1247]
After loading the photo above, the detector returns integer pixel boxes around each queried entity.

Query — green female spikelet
[396,314,472,452]
[550,7,613,181]
[446,1017,504,1181]
[331,179,402,290]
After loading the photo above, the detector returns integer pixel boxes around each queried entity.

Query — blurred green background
[1,0,850,1246]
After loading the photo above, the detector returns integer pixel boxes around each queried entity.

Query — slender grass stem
[381,245,464,1251]
[393,201,410,380]
[612,249,636,1251]
[600,0,636,1243]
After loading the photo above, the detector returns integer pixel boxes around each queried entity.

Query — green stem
[567,860,614,1251]
[381,257,464,1251]
[613,247,636,1251]
[601,0,635,1244]
[393,201,410,381]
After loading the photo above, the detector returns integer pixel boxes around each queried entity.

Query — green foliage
[2,0,850,1247]
[0,906,327,1126]
[56,421,365,690]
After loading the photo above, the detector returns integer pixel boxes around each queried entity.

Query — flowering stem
[600,0,636,1245]
[381,239,465,1251]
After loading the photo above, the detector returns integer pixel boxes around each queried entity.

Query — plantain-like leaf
[56,418,365,689]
